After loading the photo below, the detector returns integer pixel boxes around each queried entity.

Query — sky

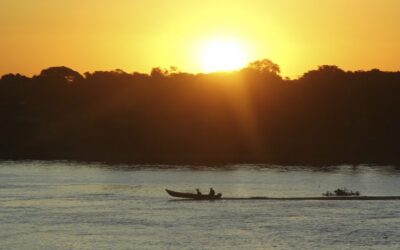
[1,0,400,78]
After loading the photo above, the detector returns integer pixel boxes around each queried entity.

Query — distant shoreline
[1,156,400,167]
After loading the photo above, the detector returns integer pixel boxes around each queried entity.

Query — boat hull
[165,189,222,200]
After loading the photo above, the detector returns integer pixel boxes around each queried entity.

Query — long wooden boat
[165,189,222,200]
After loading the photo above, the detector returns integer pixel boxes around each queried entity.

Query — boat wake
[169,196,400,201]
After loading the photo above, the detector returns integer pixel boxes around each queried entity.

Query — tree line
[1,59,400,165]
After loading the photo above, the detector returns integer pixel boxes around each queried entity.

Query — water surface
[1,161,400,249]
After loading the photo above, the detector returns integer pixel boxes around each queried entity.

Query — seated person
[209,187,215,196]
[196,188,202,195]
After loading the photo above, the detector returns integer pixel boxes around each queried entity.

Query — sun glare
[199,39,248,73]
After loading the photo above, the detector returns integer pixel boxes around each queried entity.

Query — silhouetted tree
[1,73,29,82]
[150,66,180,77]
[0,61,400,165]
[246,59,281,75]
[150,67,167,78]
[37,66,84,83]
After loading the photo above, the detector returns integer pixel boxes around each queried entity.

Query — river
[1,161,400,249]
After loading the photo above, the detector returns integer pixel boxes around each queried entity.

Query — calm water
[1,161,400,250]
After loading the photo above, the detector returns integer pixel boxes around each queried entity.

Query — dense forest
[1,59,400,165]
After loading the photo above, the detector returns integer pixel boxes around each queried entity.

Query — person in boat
[209,187,215,197]
[196,188,202,195]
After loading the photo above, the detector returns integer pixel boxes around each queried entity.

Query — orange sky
[1,0,400,78]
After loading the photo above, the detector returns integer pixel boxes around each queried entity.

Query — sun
[198,38,248,73]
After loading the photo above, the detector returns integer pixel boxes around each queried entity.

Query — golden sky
[1,0,400,77]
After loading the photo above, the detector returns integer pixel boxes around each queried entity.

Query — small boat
[165,189,222,200]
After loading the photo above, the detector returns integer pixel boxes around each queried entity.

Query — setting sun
[198,38,248,73]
